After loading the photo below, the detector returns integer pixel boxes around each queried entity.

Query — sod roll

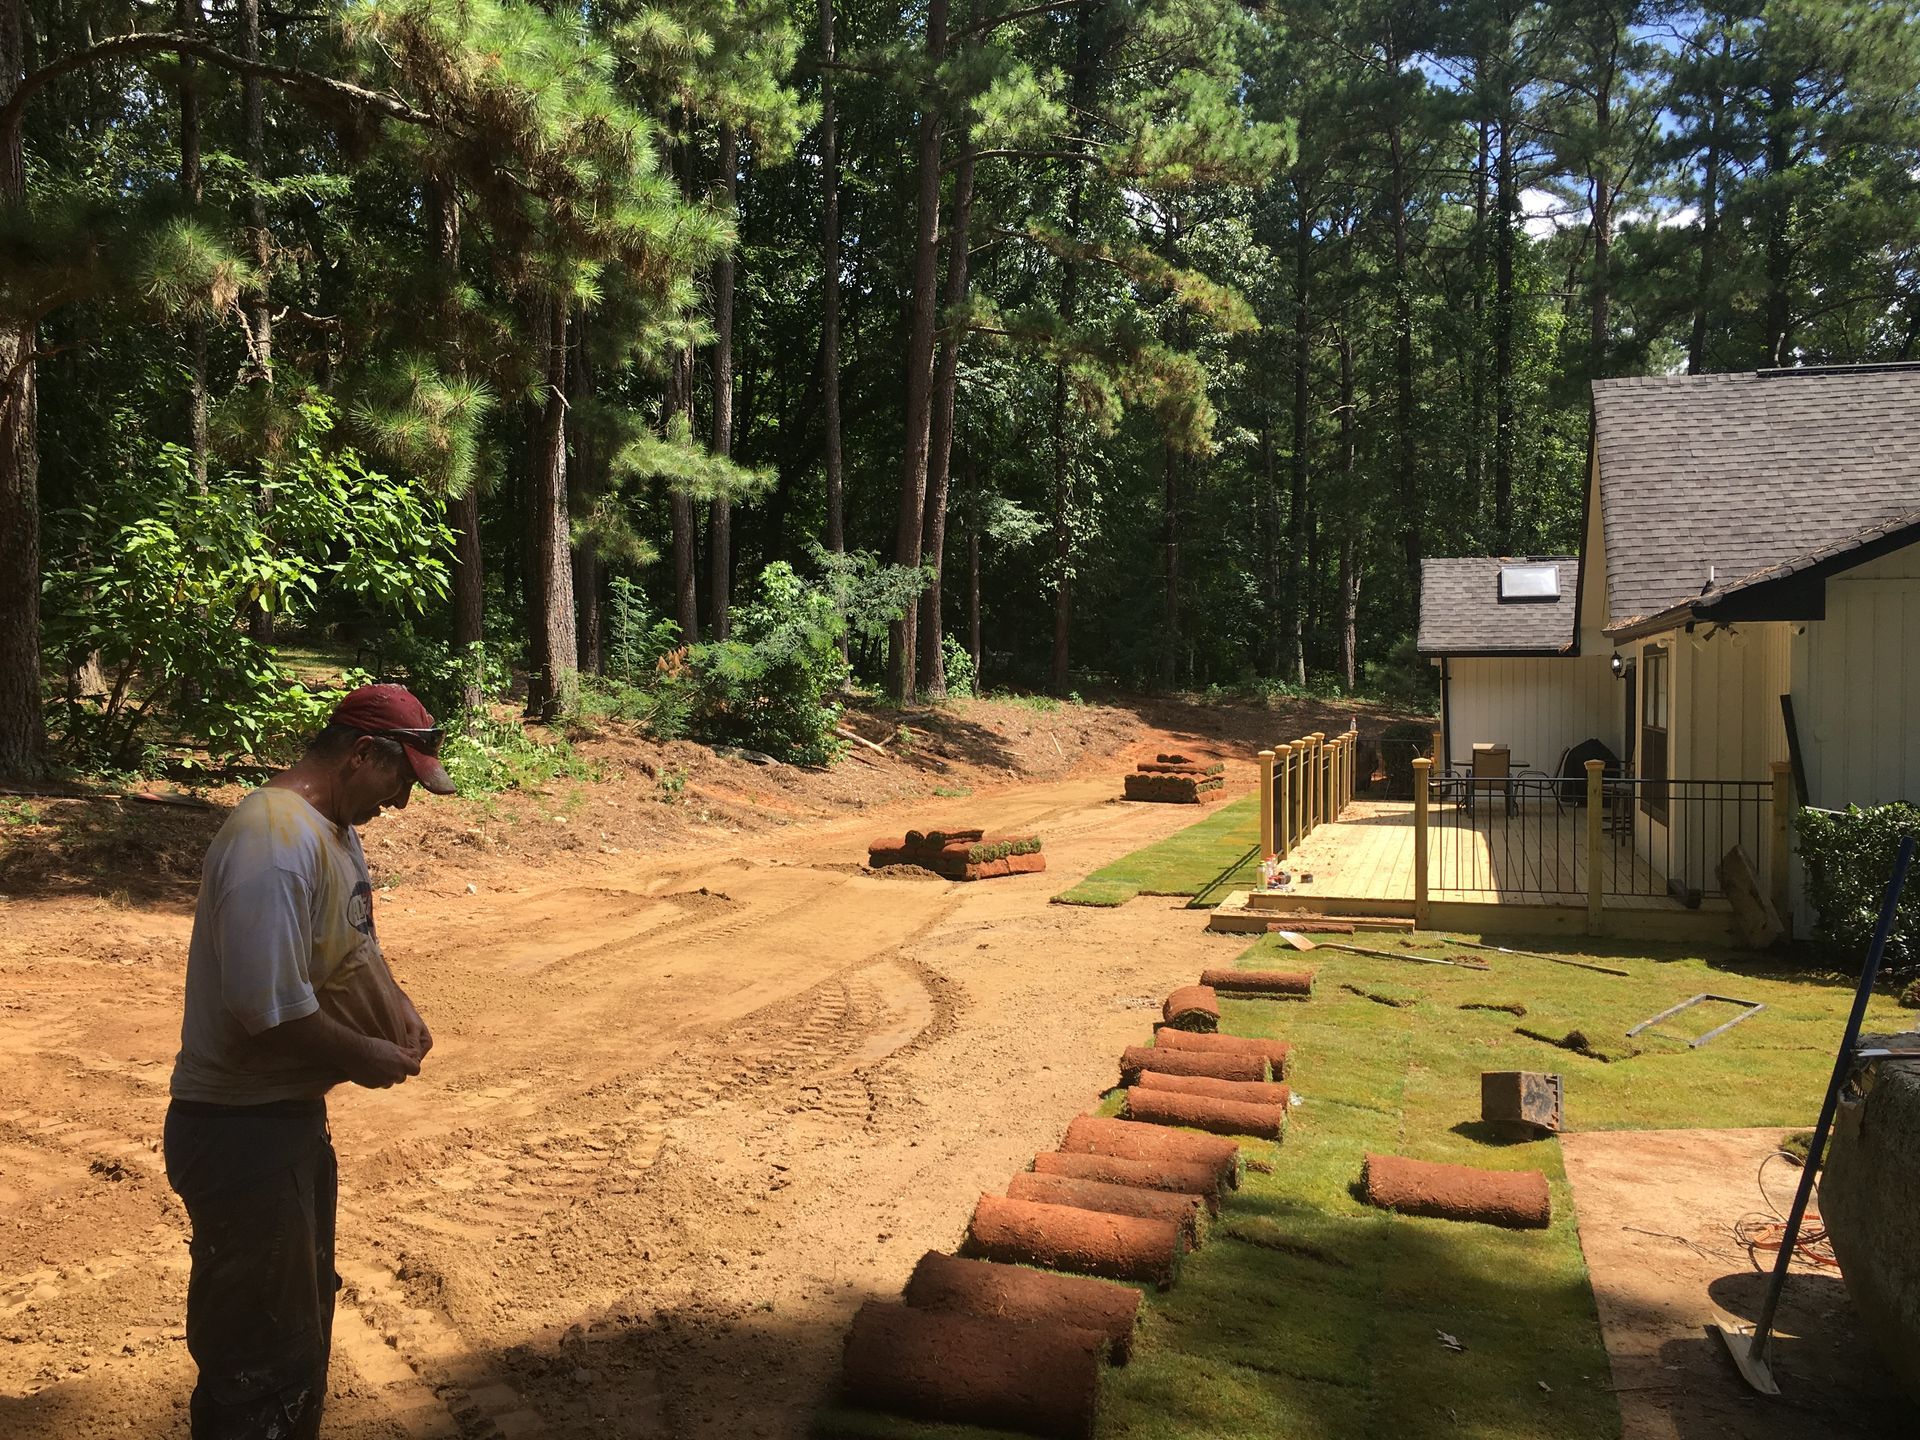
[1135,1070,1292,1107]
[902,1251,1141,1365]
[1119,1045,1267,1086]
[1060,1115,1241,1187]
[967,1193,1181,1288]
[1160,984,1220,1033]
[1007,1172,1204,1249]
[1154,1028,1293,1078]
[841,1299,1103,1440]
[1200,967,1314,997]
[1125,1087,1288,1140]
[1031,1150,1225,1213]
[1361,1152,1551,1229]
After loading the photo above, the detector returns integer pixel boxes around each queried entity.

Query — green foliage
[940,635,976,699]
[355,630,510,722]
[605,577,683,687]
[440,713,599,795]
[1796,804,1920,965]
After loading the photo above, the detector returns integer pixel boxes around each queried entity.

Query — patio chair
[1459,743,1516,817]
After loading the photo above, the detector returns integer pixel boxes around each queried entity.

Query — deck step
[1208,892,1417,935]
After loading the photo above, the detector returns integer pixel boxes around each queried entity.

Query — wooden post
[1276,743,1293,858]
[1311,732,1326,833]
[1412,757,1432,929]
[1586,759,1606,937]
[1292,739,1306,844]
[1258,750,1276,862]
[1770,760,1793,928]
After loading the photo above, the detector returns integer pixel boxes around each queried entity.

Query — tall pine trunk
[428,179,485,711]
[1687,81,1725,375]
[966,454,982,682]
[570,311,602,674]
[1337,327,1360,694]
[1385,22,1420,629]
[1160,441,1182,687]
[241,0,276,645]
[179,0,207,491]
[669,343,700,640]
[0,0,40,776]
[819,0,845,558]
[888,0,949,701]
[1492,101,1516,553]
[525,300,577,721]
[708,124,738,641]
[1285,197,1311,686]
[917,132,974,698]
[1467,114,1488,522]
[1762,74,1794,366]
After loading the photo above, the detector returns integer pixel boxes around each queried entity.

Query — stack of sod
[1160,984,1220,1032]
[1200,967,1314,998]
[1360,1153,1551,1229]
[1030,1150,1227,1214]
[1155,1027,1293,1079]
[1134,1070,1291,1107]
[901,1251,1141,1365]
[865,828,1047,880]
[1124,1086,1288,1140]
[1122,753,1227,805]
[1060,1115,1242,1189]
[1118,1045,1267,1087]
[966,1193,1182,1287]
[841,1300,1104,1439]
[1006,1172,1205,1249]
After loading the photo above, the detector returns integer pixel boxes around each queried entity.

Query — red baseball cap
[328,683,457,795]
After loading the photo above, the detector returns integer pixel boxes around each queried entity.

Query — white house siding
[1795,540,1920,809]
[1442,655,1617,774]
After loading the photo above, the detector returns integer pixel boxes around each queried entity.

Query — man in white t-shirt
[164,683,455,1439]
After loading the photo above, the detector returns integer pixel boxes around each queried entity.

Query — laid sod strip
[1134,1070,1291,1107]
[901,1251,1141,1366]
[1200,967,1313,997]
[1362,1153,1552,1229]
[1119,1044,1267,1085]
[1160,984,1220,1031]
[1060,1115,1242,1188]
[967,1193,1183,1288]
[1031,1151,1225,1215]
[1125,1087,1289,1140]
[1052,794,1259,908]
[840,1300,1103,1440]
[1154,1028,1293,1078]
[1007,1173,1205,1250]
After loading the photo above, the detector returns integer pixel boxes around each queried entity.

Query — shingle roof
[1417,557,1578,655]
[1591,367,1920,634]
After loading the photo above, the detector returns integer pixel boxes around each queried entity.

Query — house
[1420,363,1920,926]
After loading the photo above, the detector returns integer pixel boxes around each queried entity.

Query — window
[1641,645,1669,822]
[1498,563,1560,602]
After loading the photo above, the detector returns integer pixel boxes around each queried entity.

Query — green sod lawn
[820,920,1907,1438]
[1053,794,1262,908]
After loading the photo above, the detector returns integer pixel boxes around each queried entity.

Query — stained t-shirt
[170,787,413,1105]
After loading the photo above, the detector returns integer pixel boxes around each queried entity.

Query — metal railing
[1411,757,1792,927]
[1258,726,1359,862]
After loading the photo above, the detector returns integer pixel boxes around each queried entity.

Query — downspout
[1439,656,1453,773]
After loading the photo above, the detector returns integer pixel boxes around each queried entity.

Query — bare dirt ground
[0,695,1375,1439]
[1562,1127,1915,1440]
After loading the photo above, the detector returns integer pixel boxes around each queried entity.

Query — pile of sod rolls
[1122,753,1226,804]
[866,827,1047,881]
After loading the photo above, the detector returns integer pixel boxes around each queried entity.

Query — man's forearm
[269,1009,382,1076]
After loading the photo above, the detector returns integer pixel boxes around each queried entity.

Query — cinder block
[1480,1070,1563,1135]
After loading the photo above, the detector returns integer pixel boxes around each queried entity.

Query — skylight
[1498,563,1560,602]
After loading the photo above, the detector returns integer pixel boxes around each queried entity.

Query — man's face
[340,739,416,827]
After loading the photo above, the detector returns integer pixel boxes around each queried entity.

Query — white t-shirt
[170,787,396,1105]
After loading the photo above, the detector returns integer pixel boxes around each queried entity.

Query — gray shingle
[1592,368,1920,632]
[1418,557,1577,654]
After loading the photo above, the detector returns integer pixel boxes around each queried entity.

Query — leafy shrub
[942,634,977,698]
[1361,635,1438,708]
[1796,804,1920,966]
[440,713,598,795]
[354,628,509,721]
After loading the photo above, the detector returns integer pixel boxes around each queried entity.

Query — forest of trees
[2,0,1917,778]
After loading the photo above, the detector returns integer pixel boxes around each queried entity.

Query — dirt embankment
[0,691,1414,1440]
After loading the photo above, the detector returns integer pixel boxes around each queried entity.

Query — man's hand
[345,1036,422,1090]
[398,992,433,1060]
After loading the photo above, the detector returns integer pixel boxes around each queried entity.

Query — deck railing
[1258,726,1359,862]
[1410,757,1793,930]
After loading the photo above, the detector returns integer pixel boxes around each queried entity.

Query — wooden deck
[1275,799,1682,911]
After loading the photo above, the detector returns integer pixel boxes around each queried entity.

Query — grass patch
[1054,795,1260,908]
[823,932,1904,1439]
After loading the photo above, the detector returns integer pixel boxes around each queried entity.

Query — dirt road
[1,753,1248,1438]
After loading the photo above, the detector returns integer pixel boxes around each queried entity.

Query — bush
[1796,804,1920,966]
[440,712,598,795]
[941,635,977,698]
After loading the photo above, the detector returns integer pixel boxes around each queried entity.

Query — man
[165,683,456,1439]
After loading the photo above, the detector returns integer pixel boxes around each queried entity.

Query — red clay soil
[1124,1087,1289,1141]
[1199,967,1314,997]
[841,1299,1103,1440]
[1160,984,1219,1032]
[901,1251,1141,1366]
[1133,1070,1291,1107]
[1119,1044,1266,1085]
[1155,1028,1294,1077]
[1030,1151,1225,1214]
[1060,1115,1241,1187]
[1361,1152,1551,1229]
[966,1194,1181,1288]
[1005,1172,1204,1249]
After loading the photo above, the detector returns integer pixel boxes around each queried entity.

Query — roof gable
[1418,557,1578,655]
[1591,367,1920,632]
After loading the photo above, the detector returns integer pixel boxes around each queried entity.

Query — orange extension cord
[1732,1149,1841,1272]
